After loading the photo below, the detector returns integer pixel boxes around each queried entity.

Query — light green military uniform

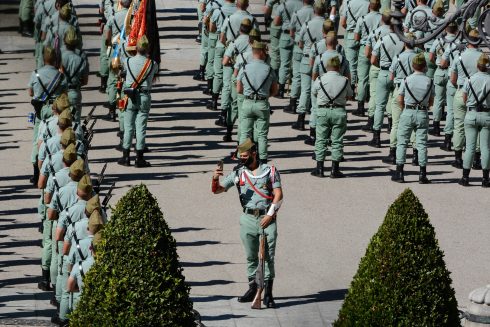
[290,3,314,99]
[122,54,158,151]
[238,59,278,161]
[354,10,381,102]
[228,40,252,130]
[428,33,457,123]
[450,47,482,151]
[33,0,56,68]
[340,0,369,85]
[19,0,34,23]
[276,0,303,86]
[396,72,434,167]
[221,164,281,281]
[462,71,490,170]
[99,0,116,82]
[61,49,89,122]
[312,70,353,161]
[296,15,325,115]
[70,255,95,310]
[441,42,462,137]
[389,49,416,149]
[266,0,285,74]
[372,32,404,131]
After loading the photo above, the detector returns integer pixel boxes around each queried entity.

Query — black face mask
[240,156,254,168]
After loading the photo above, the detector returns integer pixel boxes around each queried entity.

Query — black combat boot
[21,19,33,37]
[412,148,419,166]
[362,116,373,132]
[352,101,365,117]
[203,78,213,95]
[311,161,325,178]
[215,110,227,127]
[292,113,306,131]
[223,125,233,142]
[439,134,452,151]
[135,150,151,168]
[193,65,205,81]
[419,166,431,184]
[330,161,345,178]
[99,75,108,93]
[473,152,482,170]
[117,149,130,166]
[382,147,396,165]
[284,97,297,114]
[459,168,470,186]
[238,278,257,303]
[276,84,285,98]
[206,93,219,111]
[51,315,62,325]
[482,169,490,188]
[30,163,39,186]
[196,22,202,43]
[452,150,463,169]
[387,117,393,133]
[38,269,51,291]
[18,18,22,34]
[259,158,268,165]
[115,132,123,151]
[391,164,404,183]
[50,287,58,307]
[263,280,276,308]
[108,103,117,122]
[304,127,316,145]
[429,121,440,136]
[369,130,381,148]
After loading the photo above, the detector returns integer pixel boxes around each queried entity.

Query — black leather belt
[468,106,490,112]
[246,95,267,101]
[304,54,309,58]
[318,105,345,109]
[380,66,390,71]
[243,208,267,216]
[394,83,401,88]
[405,105,428,110]
[68,85,78,90]
[282,29,290,34]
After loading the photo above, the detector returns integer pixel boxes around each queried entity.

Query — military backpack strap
[319,54,327,74]
[71,225,87,261]
[362,17,370,36]
[78,261,85,278]
[346,1,358,24]
[243,67,272,96]
[319,77,349,105]
[226,18,237,40]
[305,22,316,44]
[380,36,393,64]
[283,5,291,21]
[35,70,63,102]
[458,54,471,79]
[397,55,410,78]
[65,57,85,86]
[403,76,433,106]
[127,58,154,90]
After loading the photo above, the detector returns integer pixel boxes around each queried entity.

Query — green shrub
[70,184,195,327]
[334,188,460,326]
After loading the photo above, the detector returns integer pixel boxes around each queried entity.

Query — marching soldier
[311,56,353,178]
[237,41,278,163]
[33,0,56,68]
[18,0,34,37]
[118,35,158,168]
[212,138,283,308]
[392,53,434,184]
[459,54,490,187]
[264,0,285,78]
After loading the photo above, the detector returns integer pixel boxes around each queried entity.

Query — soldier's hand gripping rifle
[251,229,267,309]
[93,162,107,194]
[102,182,115,209]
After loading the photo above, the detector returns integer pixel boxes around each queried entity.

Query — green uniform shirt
[70,255,94,292]
[37,116,58,143]
[28,64,67,100]
[354,11,381,45]
[237,59,278,97]
[367,24,390,49]
[39,134,61,162]
[43,18,74,49]
[123,54,158,90]
[224,34,250,60]
[204,0,224,16]
[221,164,281,210]
[50,180,78,212]
[222,9,257,43]
[58,199,88,230]
[298,15,325,55]
[266,0,284,19]
[210,2,236,33]
[372,32,404,68]
[312,71,353,107]
[463,71,490,109]
[441,41,462,67]
[40,146,63,177]
[61,49,89,88]
[290,5,313,42]
[389,49,417,84]
[313,50,350,77]
[105,7,128,40]
[310,41,345,60]
[399,72,434,106]
[235,51,272,72]
[450,47,482,87]
[340,0,369,32]
[35,0,56,36]
[67,228,92,264]
[429,33,458,66]
[46,165,71,195]
[276,0,302,31]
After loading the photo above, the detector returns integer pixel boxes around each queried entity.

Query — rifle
[251,229,266,309]
[93,162,108,194]
[82,106,96,130]
[102,182,115,209]
[84,117,98,140]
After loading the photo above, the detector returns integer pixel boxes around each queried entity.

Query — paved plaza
[0,0,489,326]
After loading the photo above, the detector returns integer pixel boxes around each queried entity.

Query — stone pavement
[0,0,488,326]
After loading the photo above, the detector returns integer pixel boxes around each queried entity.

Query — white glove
[329,14,336,21]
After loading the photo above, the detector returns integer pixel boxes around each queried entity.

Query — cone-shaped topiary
[70,184,195,327]
[334,188,460,326]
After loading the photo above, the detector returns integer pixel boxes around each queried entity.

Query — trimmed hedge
[70,184,195,327]
[334,189,460,326]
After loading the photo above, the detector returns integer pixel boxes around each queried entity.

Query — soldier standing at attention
[212,139,283,308]
[237,41,278,163]
[392,53,434,184]
[459,54,490,187]
[311,56,353,178]
[118,35,158,168]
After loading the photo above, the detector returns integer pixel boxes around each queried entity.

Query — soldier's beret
[252,40,266,50]
[54,93,70,112]
[468,29,479,39]
[137,35,149,50]
[238,0,249,6]
[70,159,85,179]
[370,0,381,6]
[241,18,252,27]
[88,210,105,235]
[314,0,325,10]
[412,52,426,65]
[238,138,255,154]
[64,26,79,47]
[43,46,56,63]
[323,19,334,32]
[478,53,490,66]
[86,194,101,216]
[78,174,93,194]
[59,3,71,20]
[432,0,444,15]
[327,56,341,68]
[326,31,337,39]
[58,109,73,127]
[63,143,77,163]
[61,128,76,147]
[382,8,392,18]
[405,32,415,40]
[249,28,261,39]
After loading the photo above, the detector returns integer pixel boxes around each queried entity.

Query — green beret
[326,31,337,39]
[478,53,490,66]
[252,40,266,50]
[241,18,252,27]
[64,26,79,47]
[89,210,104,235]
[70,159,85,179]
[137,35,149,50]
[59,3,71,21]
[78,174,93,194]
[43,46,56,63]
[249,28,261,38]
[405,32,415,40]
[58,109,72,127]
[238,138,255,154]
[323,19,334,33]
[468,29,479,38]
[54,93,70,113]
[433,0,444,14]
[86,194,101,216]
[412,52,426,65]
[60,128,76,147]
[314,0,325,10]
[63,143,77,163]
[382,8,391,17]
[327,56,341,68]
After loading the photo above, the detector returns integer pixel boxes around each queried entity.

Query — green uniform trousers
[452,89,466,151]
[425,52,436,79]
[432,67,448,122]
[99,37,109,78]
[35,41,44,69]
[221,65,233,111]
[290,46,303,98]
[239,98,270,160]
[381,0,391,11]
[205,33,218,80]
[59,256,71,320]
[240,213,277,281]
[41,219,53,270]
[344,32,359,84]
[212,42,225,94]
[54,239,64,302]
[18,0,34,21]
[444,82,456,135]
[228,77,238,128]
[31,104,53,163]
[108,67,125,132]
[49,221,59,289]
[396,108,429,166]
[463,111,490,170]
[368,65,380,118]
[278,32,294,85]
[315,107,347,161]
[373,69,393,131]
[390,87,415,148]
[70,291,81,311]
[200,29,209,67]
[68,88,82,123]
[123,93,151,151]
[269,24,282,72]
[310,85,318,128]
[356,46,370,102]
[296,58,312,114]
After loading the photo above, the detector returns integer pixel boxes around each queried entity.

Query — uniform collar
[326,71,340,76]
